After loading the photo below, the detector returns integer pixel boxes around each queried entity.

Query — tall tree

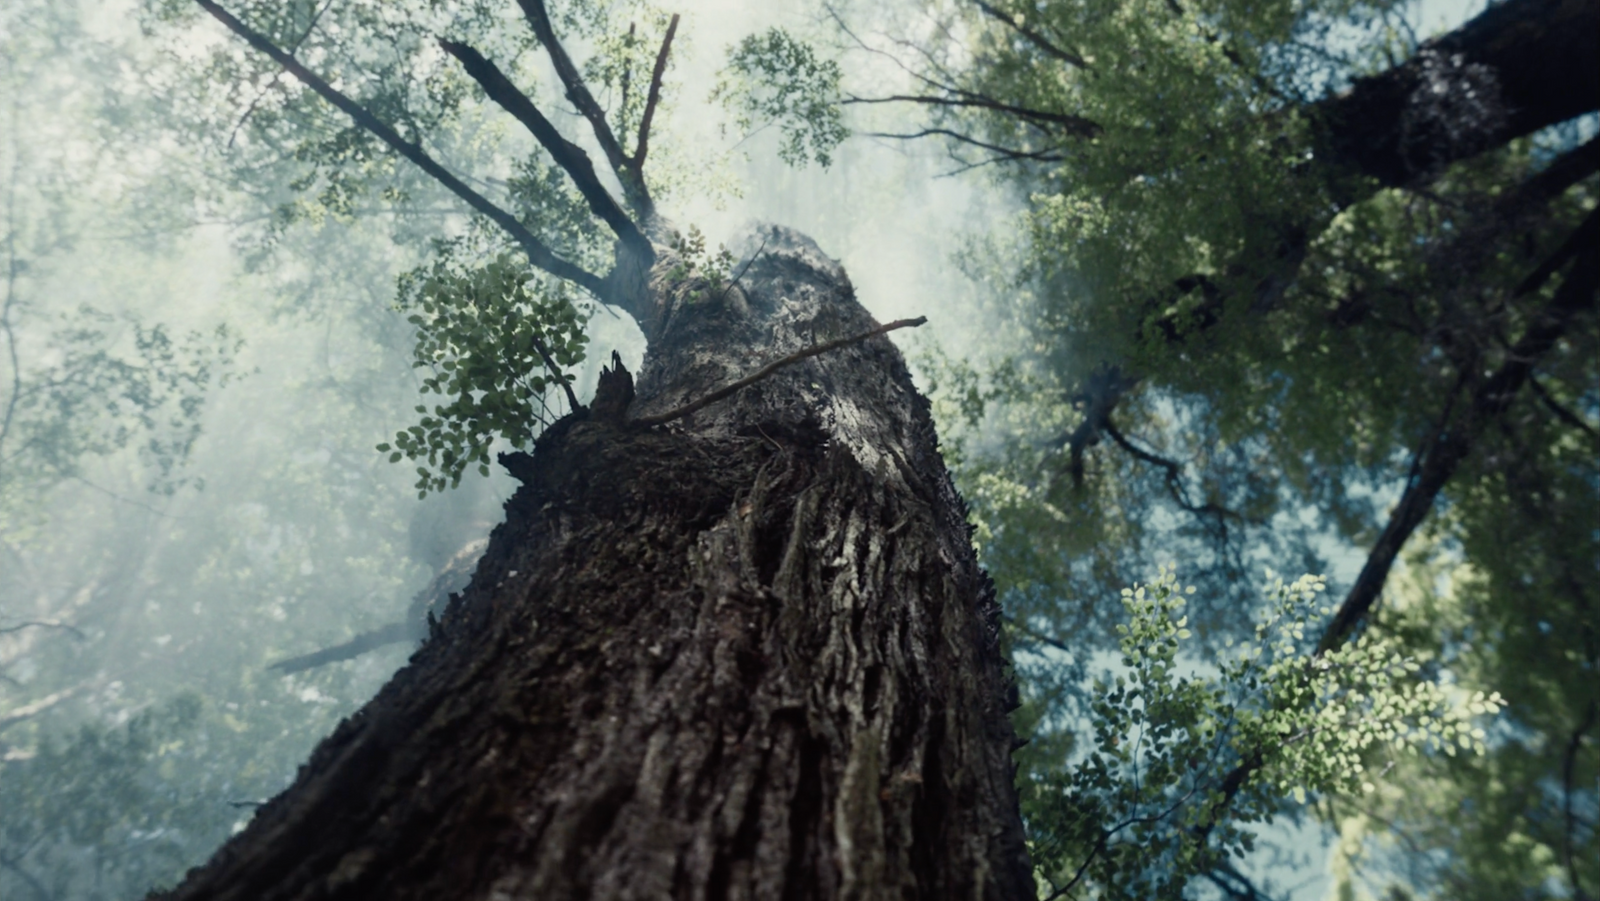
[144,2,1035,897]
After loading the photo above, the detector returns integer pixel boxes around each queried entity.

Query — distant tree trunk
[150,226,1034,901]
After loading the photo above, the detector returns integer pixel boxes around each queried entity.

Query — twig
[863,128,1066,163]
[0,620,87,639]
[633,317,927,426]
[844,93,1100,137]
[1003,615,1075,657]
[715,235,769,304]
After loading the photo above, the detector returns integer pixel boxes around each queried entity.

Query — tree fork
[148,227,1034,900]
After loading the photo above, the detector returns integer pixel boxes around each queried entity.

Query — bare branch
[864,128,1066,163]
[630,13,679,175]
[268,622,411,674]
[634,318,928,426]
[194,1,611,303]
[0,619,87,639]
[969,0,1092,70]
[437,39,648,259]
[844,93,1101,138]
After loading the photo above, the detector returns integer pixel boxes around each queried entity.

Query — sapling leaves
[381,249,588,496]
[662,225,735,304]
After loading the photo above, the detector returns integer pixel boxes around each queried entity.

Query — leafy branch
[1025,567,1506,899]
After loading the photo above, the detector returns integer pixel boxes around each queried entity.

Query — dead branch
[634,317,928,426]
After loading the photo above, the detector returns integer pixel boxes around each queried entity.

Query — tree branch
[1319,211,1600,652]
[437,39,648,260]
[194,1,610,303]
[1102,419,1244,530]
[630,13,679,175]
[1528,375,1600,443]
[0,619,87,639]
[633,317,928,426]
[969,0,1092,70]
[1059,365,1139,486]
[0,113,21,462]
[1204,857,1284,900]
[515,0,652,217]
[1563,699,1597,901]
[865,128,1066,163]
[0,851,51,901]
[1506,134,1600,213]
[268,622,411,675]
[844,93,1101,138]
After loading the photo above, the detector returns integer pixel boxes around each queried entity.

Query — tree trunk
[150,226,1035,901]
[1315,0,1598,187]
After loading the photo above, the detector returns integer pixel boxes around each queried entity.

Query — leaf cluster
[0,695,239,900]
[1,306,241,523]
[1024,566,1504,899]
[713,27,849,168]
[379,250,588,497]
[661,224,736,304]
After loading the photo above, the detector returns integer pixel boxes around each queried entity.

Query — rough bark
[150,226,1034,901]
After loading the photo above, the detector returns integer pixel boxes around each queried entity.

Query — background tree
[810,0,1597,895]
